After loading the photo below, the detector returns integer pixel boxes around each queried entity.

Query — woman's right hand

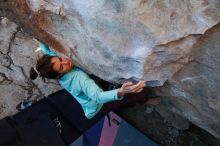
[118,81,145,97]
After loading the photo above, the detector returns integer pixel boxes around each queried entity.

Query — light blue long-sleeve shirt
[39,43,123,119]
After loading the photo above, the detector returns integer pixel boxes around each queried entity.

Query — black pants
[101,88,156,114]
[90,75,156,115]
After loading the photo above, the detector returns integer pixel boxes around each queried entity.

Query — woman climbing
[29,43,160,119]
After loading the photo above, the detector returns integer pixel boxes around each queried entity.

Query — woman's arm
[39,43,57,56]
[78,73,121,103]
[77,71,145,103]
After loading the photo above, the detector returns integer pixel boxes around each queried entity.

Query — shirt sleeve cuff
[115,89,124,100]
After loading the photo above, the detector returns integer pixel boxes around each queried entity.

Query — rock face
[1,0,220,85]
[154,24,220,138]
[0,18,60,119]
[0,0,220,139]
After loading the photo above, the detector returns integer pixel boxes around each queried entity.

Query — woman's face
[51,57,74,74]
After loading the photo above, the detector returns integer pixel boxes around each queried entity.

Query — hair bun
[30,67,38,80]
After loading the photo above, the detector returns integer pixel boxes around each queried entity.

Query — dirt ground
[118,104,220,146]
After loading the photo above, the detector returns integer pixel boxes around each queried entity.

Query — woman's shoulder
[63,67,88,78]
[59,67,89,85]
[74,67,89,78]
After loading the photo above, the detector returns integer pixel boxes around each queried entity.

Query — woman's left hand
[118,81,145,97]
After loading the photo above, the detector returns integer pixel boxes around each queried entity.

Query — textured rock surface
[1,0,220,85]
[155,23,220,138]
[0,18,60,119]
[0,0,220,140]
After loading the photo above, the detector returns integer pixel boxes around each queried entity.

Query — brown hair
[30,55,60,81]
